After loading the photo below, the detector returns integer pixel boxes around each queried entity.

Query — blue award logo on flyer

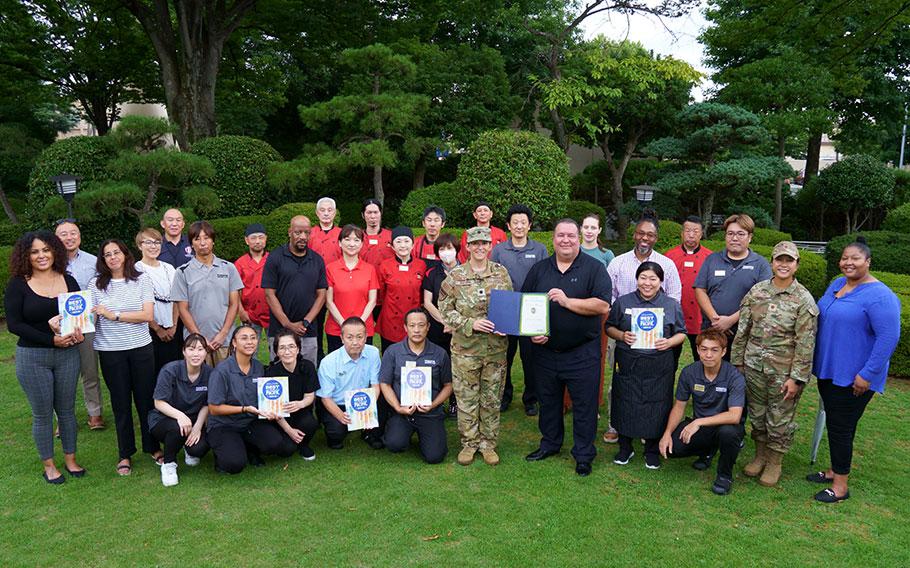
[636,310,657,332]
[351,391,371,411]
[262,379,283,400]
[406,369,426,389]
[65,295,87,316]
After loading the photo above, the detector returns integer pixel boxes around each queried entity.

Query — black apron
[611,346,676,439]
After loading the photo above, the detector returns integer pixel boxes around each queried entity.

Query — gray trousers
[16,346,81,460]
[77,332,103,416]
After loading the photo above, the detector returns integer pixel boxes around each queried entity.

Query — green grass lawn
[1,326,908,567]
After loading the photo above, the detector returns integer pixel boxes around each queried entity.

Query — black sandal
[814,488,850,503]
[806,471,833,483]
[66,467,87,478]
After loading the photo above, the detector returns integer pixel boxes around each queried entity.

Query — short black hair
[844,235,872,260]
[404,308,429,324]
[341,316,367,331]
[422,205,446,222]
[474,200,492,211]
[553,218,580,232]
[636,260,665,282]
[362,198,382,213]
[506,204,533,224]
[683,215,703,228]
[636,208,659,232]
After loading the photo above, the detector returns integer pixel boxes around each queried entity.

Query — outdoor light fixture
[632,184,658,204]
[50,174,81,219]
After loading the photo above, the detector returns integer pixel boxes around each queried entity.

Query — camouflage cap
[466,226,492,243]
[772,240,800,260]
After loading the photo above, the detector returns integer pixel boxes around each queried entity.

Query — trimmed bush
[26,136,117,222]
[189,136,283,216]
[563,200,607,226]
[0,244,12,316]
[398,182,469,228]
[265,202,324,238]
[696,240,827,299]
[751,227,792,246]
[0,223,22,247]
[209,215,266,261]
[826,231,910,279]
[627,220,684,252]
[882,202,910,233]
[457,129,570,227]
[845,271,910,378]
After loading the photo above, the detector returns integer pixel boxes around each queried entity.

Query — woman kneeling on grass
[265,329,320,460]
[206,324,297,474]
[148,333,213,487]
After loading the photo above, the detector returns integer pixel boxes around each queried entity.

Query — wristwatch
[302,319,311,328]
[115,311,121,322]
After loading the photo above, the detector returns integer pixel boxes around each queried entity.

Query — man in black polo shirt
[262,215,327,365]
[658,329,746,495]
[379,308,452,464]
[159,208,194,267]
[523,219,612,477]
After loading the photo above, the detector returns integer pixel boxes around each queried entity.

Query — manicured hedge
[398,182,469,228]
[826,231,910,279]
[0,223,22,247]
[696,240,827,299]
[563,200,607,226]
[626,220,683,251]
[0,245,12,317]
[876,271,910,377]
[207,202,323,261]
[881,202,910,233]
[751,227,792,246]
[189,136,283,216]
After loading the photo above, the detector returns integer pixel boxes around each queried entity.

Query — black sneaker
[692,455,713,471]
[525,404,539,416]
[499,399,511,412]
[248,454,265,467]
[364,435,384,450]
[613,449,634,465]
[645,453,661,470]
[712,475,733,495]
[299,446,316,461]
[328,441,344,450]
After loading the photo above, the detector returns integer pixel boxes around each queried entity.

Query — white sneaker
[161,462,178,487]
[184,452,200,467]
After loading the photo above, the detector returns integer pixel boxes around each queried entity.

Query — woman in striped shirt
[89,239,156,476]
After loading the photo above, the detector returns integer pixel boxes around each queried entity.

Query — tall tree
[119,0,258,149]
[537,37,699,235]
[294,44,429,204]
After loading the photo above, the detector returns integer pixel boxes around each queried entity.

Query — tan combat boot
[480,448,500,466]
[759,450,784,487]
[457,447,476,466]
[743,440,767,477]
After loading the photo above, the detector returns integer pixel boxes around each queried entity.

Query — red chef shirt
[375,256,427,342]
[309,225,342,266]
[664,243,713,334]
[234,251,270,328]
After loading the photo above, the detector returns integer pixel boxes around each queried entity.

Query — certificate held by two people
[487,290,549,336]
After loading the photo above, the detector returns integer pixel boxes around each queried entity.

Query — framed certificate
[488,290,549,336]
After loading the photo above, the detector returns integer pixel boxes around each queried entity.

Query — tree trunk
[804,131,823,185]
[413,155,426,191]
[774,135,785,229]
[373,165,384,205]
[0,181,20,224]
[704,189,716,235]
[122,0,255,149]
[600,132,640,240]
[549,107,569,153]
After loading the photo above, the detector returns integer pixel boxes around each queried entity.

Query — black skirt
[611,347,676,439]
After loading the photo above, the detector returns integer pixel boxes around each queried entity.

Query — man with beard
[234,223,270,344]
[262,216,327,365]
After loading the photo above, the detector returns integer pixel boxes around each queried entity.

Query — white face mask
[439,249,457,264]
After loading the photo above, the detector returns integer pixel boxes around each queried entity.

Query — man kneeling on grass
[379,309,452,464]
[658,329,746,495]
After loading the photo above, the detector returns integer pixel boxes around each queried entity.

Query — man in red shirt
[360,198,393,269]
[234,223,270,344]
[664,215,713,360]
[457,201,507,263]
[413,205,446,263]
[308,196,342,362]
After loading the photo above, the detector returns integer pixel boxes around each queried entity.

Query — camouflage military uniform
[438,260,513,450]
[731,278,818,453]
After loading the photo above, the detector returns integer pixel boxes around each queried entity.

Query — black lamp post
[50,174,81,219]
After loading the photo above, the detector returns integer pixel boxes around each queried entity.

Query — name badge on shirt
[369,239,378,245]
[525,254,537,259]
[398,265,409,272]
[404,361,416,368]
[743,265,754,270]
[716,386,727,392]
[684,261,694,268]
[693,383,705,393]
[624,308,633,315]
[714,270,726,277]
[426,254,436,259]
[195,386,208,392]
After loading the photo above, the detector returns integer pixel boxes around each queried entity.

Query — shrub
[563,200,607,226]
[26,136,117,222]
[627,219,684,252]
[457,129,570,227]
[398,182,469,228]
[209,215,266,261]
[695,240,827,299]
[751,227,792,246]
[826,231,910,279]
[0,244,11,316]
[863,272,908,377]
[264,202,323,239]
[881,202,910,233]
[0,223,22,247]
[812,154,895,233]
[189,136,283,216]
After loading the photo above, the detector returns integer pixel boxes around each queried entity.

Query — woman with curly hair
[4,231,86,484]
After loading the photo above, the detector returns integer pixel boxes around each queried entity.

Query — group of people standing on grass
[6,197,901,502]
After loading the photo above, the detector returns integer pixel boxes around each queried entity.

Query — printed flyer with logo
[256,377,290,418]
[631,307,664,349]
[400,366,432,406]
[345,388,378,431]
[57,290,95,335]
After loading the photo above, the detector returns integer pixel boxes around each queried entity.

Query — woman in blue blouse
[809,238,901,503]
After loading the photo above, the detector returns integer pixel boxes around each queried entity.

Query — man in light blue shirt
[55,220,104,429]
[317,317,382,449]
